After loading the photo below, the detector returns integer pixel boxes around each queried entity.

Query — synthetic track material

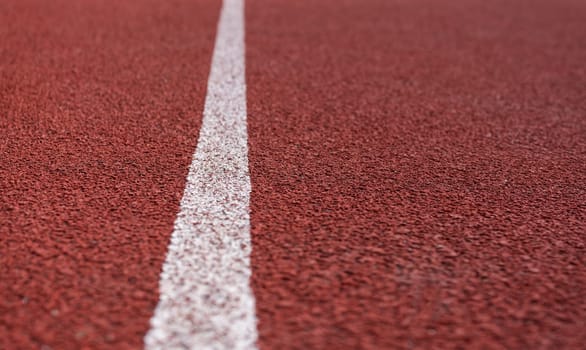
[2,0,586,349]
[246,0,586,348]
[145,0,257,348]
[0,0,220,348]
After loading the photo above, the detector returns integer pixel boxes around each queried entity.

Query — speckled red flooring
[0,0,220,348]
[1,0,585,349]
[246,0,586,348]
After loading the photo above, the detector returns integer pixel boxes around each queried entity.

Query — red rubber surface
[0,0,220,348]
[246,0,586,349]
[2,0,586,349]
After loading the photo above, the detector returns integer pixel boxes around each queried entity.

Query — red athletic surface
[0,0,219,348]
[1,0,585,349]
[246,0,585,349]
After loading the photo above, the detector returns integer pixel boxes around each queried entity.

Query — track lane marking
[144,0,257,348]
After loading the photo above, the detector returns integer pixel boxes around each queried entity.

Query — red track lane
[246,0,586,348]
[0,0,220,348]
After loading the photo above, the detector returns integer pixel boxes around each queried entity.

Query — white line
[144,0,257,349]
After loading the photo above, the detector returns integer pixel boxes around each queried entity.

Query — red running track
[1,0,585,349]
[246,0,585,348]
[0,0,220,348]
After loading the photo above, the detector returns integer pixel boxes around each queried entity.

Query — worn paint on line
[144,0,257,349]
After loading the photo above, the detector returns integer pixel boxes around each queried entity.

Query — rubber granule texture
[0,0,220,348]
[246,0,586,349]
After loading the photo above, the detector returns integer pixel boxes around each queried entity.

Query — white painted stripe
[144,0,257,349]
